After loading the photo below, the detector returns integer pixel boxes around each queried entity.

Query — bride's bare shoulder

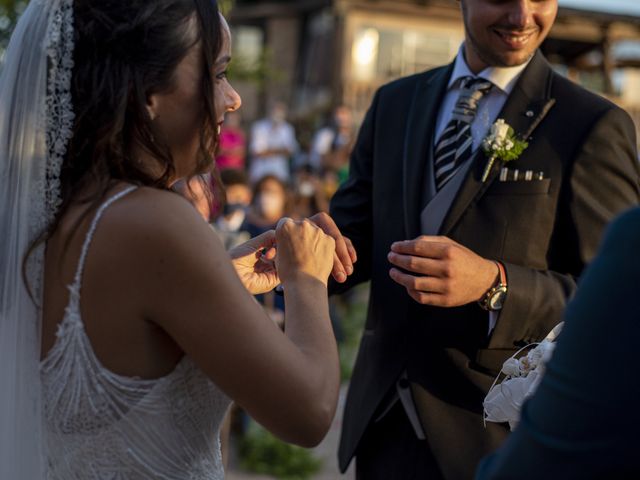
[100,185,223,260]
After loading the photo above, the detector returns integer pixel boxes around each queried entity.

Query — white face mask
[257,192,285,218]
[298,181,315,198]
[224,210,246,231]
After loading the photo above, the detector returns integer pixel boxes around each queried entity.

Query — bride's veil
[0,0,74,477]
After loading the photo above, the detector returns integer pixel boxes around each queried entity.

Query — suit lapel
[403,64,453,240]
[439,51,557,236]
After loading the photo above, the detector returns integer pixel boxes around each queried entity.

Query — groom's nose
[505,0,534,30]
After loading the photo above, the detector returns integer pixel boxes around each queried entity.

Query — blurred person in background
[212,169,252,250]
[248,101,299,183]
[245,174,291,238]
[291,165,329,220]
[309,105,355,188]
[216,110,247,171]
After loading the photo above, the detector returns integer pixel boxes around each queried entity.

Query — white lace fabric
[40,187,230,479]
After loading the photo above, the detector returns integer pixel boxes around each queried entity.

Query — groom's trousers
[355,399,444,479]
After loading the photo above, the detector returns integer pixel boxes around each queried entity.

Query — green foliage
[499,127,529,162]
[0,0,27,50]
[239,423,323,480]
[228,47,284,91]
[334,284,369,381]
[219,0,235,16]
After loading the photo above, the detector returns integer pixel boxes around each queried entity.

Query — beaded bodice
[40,186,230,479]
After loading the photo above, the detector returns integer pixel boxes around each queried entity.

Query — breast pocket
[486,178,551,196]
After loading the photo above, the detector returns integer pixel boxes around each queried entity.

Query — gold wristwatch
[479,261,507,311]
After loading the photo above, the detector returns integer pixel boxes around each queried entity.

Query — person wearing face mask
[248,102,299,183]
[291,165,330,220]
[212,169,253,250]
[245,175,290,237]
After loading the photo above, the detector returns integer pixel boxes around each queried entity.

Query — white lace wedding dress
[40,186,231,479]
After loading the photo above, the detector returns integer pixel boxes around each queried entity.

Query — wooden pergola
[548,6,640,95]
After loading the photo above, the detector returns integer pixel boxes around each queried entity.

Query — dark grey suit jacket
[476,207,640,479]
[330,50,640,479]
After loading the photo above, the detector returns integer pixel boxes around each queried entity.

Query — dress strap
[71,185,138,287]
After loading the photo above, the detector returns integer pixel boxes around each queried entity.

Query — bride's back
[41,185,187,378]
[41,186,230,480]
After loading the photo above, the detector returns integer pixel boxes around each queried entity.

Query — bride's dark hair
[25,0,223,300]
[58,0,222,231]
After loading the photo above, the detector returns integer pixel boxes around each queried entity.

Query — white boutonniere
[481,119,529,182]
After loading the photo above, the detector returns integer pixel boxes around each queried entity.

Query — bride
[0,0,354,478]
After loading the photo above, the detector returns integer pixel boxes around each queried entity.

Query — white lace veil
[0,0,74,478]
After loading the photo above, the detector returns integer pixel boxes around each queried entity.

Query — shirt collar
[448,44,531,95]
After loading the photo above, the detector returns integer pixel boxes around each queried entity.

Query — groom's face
[460,0,558,72]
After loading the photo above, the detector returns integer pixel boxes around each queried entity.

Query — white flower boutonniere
[481,119,529,182]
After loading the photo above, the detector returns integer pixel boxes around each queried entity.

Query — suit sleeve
[489,106,640,348]
[476,207,640,479]
[328,91,381,295]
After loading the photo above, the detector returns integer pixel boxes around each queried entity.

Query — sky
[559,0,640,16]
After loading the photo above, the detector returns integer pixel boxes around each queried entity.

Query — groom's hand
[387,236,498,307]
[309,212,357,284]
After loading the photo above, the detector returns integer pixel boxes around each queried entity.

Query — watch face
[489,287,507,310]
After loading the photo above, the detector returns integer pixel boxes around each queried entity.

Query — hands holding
[230,213,355,294]
[388,236,498,307]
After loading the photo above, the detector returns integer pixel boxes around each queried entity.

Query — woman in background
[245,174,291,237]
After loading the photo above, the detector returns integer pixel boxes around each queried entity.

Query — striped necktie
[434,77,493,190]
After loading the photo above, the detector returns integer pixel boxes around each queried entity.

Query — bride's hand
[229,231,280,295]
[275,218,335,286]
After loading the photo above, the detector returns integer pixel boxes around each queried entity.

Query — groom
[327,0,640,478]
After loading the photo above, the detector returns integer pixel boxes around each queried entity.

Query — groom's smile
[458,0,558,73]
[493,27,538,50]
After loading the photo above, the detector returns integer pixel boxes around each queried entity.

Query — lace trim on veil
[42,0,75,232]
[27,0,75,301]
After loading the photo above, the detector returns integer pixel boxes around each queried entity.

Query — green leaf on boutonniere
[481,119,529,182]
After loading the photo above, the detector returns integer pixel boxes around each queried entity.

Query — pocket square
[499,167,545,182]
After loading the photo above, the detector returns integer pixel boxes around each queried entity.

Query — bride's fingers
[251,230,276,250]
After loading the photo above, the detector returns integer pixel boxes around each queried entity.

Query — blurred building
[229,0,640,141]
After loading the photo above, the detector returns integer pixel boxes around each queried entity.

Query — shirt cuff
[488,310,499,335]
